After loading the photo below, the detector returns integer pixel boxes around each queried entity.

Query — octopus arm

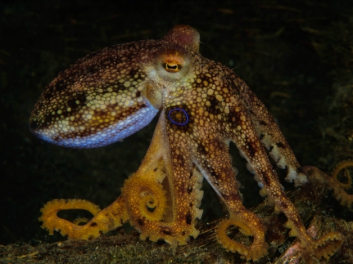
[191,132,268,261]
[39,197,129,240]
[225,94,344,262]
[121,113,204,245]
[236,81,307,185]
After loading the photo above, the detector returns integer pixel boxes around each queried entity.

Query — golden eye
[160,51,185,73]
[157,50,190,79]
[164,62,181,72]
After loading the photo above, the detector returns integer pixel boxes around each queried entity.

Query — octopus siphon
[29,25,353,262]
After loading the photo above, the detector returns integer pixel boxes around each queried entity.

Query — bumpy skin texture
[31,25,347,261]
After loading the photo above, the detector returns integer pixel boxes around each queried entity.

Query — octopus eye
[168,108,189,126]
[160,51,186,73]
[164,62,181,72]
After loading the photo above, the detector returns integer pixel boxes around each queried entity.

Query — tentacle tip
[216,218,268,261]
[304,232,345,262]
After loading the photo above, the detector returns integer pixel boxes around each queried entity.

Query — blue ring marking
[168,108,189,126]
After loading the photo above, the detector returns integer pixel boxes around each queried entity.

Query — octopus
[29,25,353,262]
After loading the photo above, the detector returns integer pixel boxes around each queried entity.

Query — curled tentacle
[303,162,353,208]
[121,166,203,246]
[331,161,353,208]
[39,199,100,238]
[216,215,268,261]
[122,174,167,223]
[332,160,353,190]
[39,197,128,240]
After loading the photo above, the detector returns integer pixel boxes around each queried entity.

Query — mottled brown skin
[31,25,345,261]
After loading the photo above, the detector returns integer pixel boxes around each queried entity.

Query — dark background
[1,0,353,246]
